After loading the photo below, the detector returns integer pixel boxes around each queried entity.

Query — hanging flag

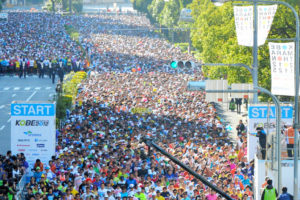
[234,6,254,47]
[258,5,277,46]
[269,42,295,96]
[234,5,277,46]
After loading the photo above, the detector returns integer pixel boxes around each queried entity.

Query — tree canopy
[189,0,298,100]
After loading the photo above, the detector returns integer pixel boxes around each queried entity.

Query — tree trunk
[69,0,72,14]
[51,0,55,13]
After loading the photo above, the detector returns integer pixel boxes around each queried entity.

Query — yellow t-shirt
[71,188,79,196]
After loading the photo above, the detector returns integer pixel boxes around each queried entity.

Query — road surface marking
[26,91,37,102]
[49,93,54,97]
[46,87,52,90]
[24,87,31,90]
[0,105,4,109]
[4,87,10,90]
[14,87,20,90]
[7,118,11,123]
[35,87,41,90]
[0,126,5,131]
[12,94,16,97]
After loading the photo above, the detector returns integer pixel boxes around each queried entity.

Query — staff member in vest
[278,187,293,200]
[261,179,278,200]
[284,124,294,157]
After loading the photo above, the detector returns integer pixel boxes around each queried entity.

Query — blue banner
[248,106,293,119]
[11,104,55,116]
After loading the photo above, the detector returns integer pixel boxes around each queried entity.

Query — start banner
[11,103,56,167]
[247,105,293,161]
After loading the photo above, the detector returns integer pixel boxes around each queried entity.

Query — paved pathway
[216,102,248,144]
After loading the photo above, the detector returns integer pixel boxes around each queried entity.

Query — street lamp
[210,0,299,197]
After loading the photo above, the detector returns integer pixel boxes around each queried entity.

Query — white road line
[0,105,4,109]
[49,93,54,97]
[12,94,16,97]
[46,87,52,90]
[26,91,37,102]
[24,87,31,90]
[14,87,20,90]
[7,118,11,123]
[0,126,5,131]
[4,87,10,90]
[35,87,41,90]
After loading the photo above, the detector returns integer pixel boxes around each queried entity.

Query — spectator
[278,187,293,200]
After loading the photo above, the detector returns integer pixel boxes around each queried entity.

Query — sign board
[11,103,56,167]
[269,42,295,96]
[234,5,277,46]
[230,83,253,100]
[0,13,8,22]
[179,8,193,22]
[205,80,228,103]
[187,81,205,91]
[247,105,293,161]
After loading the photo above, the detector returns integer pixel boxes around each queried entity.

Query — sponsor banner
[234,5,277,46]
[257,5,277,46]
[11,103,56,167]
[247,105,293,161]
[234,6,253,46]
[269,42,295,96]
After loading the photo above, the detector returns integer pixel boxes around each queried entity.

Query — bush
[56,95,72,119]
[56,71,87,120]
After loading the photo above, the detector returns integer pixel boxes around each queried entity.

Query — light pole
[210,0,299,196]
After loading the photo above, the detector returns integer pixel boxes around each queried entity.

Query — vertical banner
[247,105,293,161]
[11,103,56,167]
[234,5,277,46]
[257,5,277,45]
[234,6,254,46]
[269,42,295,96]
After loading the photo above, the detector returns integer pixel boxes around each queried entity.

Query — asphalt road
[0,74,58,154]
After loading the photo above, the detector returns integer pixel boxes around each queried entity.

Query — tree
[0,0,6,11]
[158,0,180,27]
[189,0,299,100]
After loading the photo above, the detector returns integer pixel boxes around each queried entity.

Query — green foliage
[72,0,83,13]
[56,95,72,119]
[158,0,180,27]
[174,42,189,52]
[147,0,165,22]
[56,71,87,119]
[64,24,79,42]
[45,0,82,13]
[190,0,299,101]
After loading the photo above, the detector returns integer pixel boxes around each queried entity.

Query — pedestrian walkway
[216,102,248,144]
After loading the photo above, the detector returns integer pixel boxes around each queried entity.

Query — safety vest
[264,187,276,200]
[285,127,294,144]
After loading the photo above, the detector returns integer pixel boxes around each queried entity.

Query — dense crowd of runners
[0,12,88,78]
[0,11,258,200]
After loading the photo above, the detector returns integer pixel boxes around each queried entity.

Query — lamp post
[210,0,299,196]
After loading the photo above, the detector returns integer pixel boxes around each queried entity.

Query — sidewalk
[216,102,248,144]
